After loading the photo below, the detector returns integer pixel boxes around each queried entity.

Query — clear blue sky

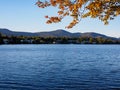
[0,0,120,37]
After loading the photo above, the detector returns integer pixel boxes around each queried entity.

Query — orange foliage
[36,0,120,28]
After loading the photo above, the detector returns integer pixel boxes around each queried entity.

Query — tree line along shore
[0,33,120,44]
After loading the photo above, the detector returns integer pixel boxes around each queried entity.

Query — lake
[0,45,120,90]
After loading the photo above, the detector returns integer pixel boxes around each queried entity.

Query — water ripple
[0,45,120,89]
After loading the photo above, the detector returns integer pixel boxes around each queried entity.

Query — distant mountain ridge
[0,29,38,37]
[0,28,118,40]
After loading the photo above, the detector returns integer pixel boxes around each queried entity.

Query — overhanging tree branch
[36,0,120,29]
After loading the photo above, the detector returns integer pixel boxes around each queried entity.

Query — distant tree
[0,33,2,37]
[36,0,120,28]
[96,37,107,44]
[61,37,69,44]
[0,33,3,44]
[89,37,93,44]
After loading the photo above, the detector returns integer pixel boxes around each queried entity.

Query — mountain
[0,29,79,37]
[0,28,118,39]
[81,32,112,38]
[36,29,81,37]
[0,28,39,36]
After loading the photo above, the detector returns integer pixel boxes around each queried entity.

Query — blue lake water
[0,45,120,90]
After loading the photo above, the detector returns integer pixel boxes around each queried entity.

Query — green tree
[89,37,93,44]
[0,33,3,44]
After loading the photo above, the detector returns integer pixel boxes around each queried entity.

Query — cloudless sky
[0,0,120,37]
